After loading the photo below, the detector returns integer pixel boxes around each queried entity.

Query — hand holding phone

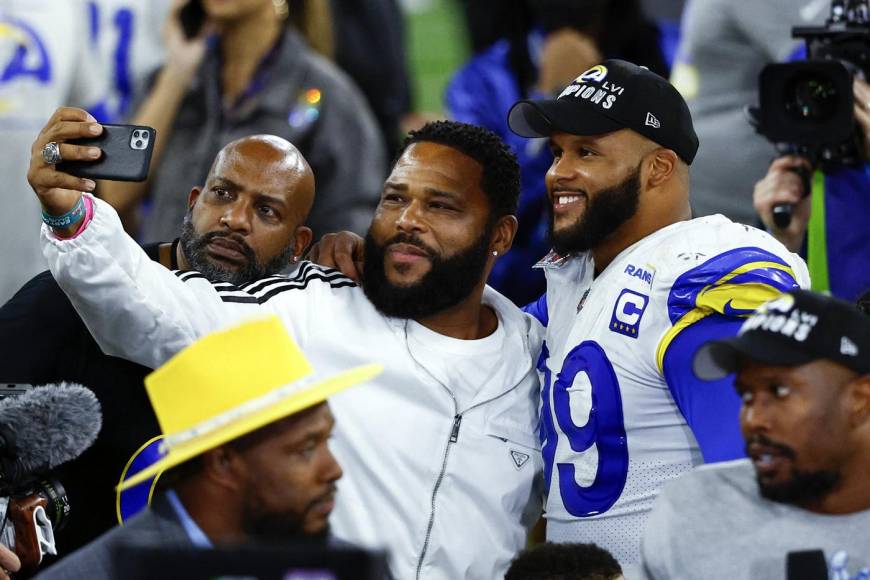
[29,108,113,221]
[160,0,210,80]
[57,124,156,182]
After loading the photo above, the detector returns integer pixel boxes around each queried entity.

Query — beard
[747,435,842,506]
[362,226,492,319]
[241,511,330,545]
[549,165,642,256]
[241,488,335,545]
[179,214,294,286]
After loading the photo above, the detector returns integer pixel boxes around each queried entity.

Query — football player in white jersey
[507,59,810,574]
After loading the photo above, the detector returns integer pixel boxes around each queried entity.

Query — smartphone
[57,124,156,182]
[179,0,206,39]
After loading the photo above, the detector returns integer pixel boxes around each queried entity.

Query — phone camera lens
[133,131,140,138]
[136,140,143,148]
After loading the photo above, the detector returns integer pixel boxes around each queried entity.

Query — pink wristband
[66,195,95,239]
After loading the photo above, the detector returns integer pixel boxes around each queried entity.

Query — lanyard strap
[806,170,830,294]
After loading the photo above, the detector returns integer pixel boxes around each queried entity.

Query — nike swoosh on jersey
[723,299,756,317]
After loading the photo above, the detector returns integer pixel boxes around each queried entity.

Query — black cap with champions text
[693,289,870,381]
[508,59,699,164]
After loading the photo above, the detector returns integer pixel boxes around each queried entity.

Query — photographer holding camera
[754,78,870,303]
[753,1,870,303]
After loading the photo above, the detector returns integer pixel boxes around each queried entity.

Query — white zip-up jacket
[42,196,545,579]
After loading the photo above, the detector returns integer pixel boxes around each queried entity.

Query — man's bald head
[209,135,316,224]
[180,134,316,285]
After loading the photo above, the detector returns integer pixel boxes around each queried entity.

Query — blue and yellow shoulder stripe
[656,247,801,371]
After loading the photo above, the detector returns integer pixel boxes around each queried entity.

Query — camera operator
[0,545,21,580]
[753,77,870,303]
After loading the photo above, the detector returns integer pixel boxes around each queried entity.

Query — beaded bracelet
[42,195,85,229]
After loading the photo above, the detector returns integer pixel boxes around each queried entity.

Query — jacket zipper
[413,387,522,580]
[414,405,458,580]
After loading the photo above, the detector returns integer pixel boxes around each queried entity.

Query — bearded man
[508,59,811,576]
[642,290,870,579]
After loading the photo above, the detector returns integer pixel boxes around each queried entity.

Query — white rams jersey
[535,216,809,571]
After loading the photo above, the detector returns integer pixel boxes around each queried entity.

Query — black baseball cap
[508,59,699,164]
[694,290,870,380]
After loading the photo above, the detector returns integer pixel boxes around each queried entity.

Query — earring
[492,250,498,257]
[292,255,299,263]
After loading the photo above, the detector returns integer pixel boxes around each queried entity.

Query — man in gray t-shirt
[642,289,870,580]
[670,0,830,224]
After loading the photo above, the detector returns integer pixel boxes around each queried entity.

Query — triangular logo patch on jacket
[510,449,530,470]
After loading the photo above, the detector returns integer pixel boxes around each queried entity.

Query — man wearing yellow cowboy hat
[36,317,380,580]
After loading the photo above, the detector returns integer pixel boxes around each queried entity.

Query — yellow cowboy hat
[117,315,381,491]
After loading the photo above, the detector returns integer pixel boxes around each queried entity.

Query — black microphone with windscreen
[0,383,102,486]
[786,549,829,580]
[0,383,102,571]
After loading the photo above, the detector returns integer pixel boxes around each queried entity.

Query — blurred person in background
[458,0,672,66]
[670,0,831,225]
[330,0,412,161]
[446,0,668,305]
[753,78,870,304]
[91,0,409,186]
[457,0,515,55]
[637,0,684,66]
[0,0,107,305]
[87,0,173,121]
[98,0,385,243]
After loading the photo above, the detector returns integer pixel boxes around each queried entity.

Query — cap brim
[508,99,625,138]
[693,335,812,381]
[117,363,382,491]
